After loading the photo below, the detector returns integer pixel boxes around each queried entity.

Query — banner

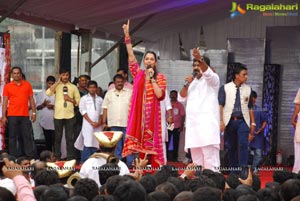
[0,33,11,151]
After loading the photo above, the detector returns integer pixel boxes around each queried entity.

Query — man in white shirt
[36,75,56,152]
[79,131,130,187]
[77,80,103,162]
[179,48,220,172]
[102,74,133,166]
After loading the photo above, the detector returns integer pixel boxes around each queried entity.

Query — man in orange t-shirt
[1,67,36,158]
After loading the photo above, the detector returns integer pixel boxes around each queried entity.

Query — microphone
[184,71,198,87]
[63,86,68,107]
[147,65,153,79]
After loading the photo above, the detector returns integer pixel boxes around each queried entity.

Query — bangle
[251,123,256,126]
[125,36,131,44]
[32,113,36,115]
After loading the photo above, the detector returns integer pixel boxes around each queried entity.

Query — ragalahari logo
[230,2,247,18]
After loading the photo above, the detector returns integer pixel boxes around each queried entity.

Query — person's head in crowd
[265,181,281,192]
[105,175,127,195]
[202,168,215,177]
[169,90,178,102]
[40,150,55,162]
[251,174,261,192]
[122,174,136,181]
[251,90,258,105]
[147,191,171,201]
[10,66,23,82]
[33,185,50,201]
[78,75,88,90]
[273,169,294,184]
[113,74,125,91]
[87,80,98,96]
[16,156,30,167]
[34,169,60,186]
[117,68,129,81]
[154,165,178,185]
[203,171,225,192]
[280,179,300,201]
[0,186,16,201]
[237,194,258,201]
[98,162,120,186]
[46,75,56,89]
[31,160,47,178]
[223,188,236,201]
[50,183,70,199]
[188,175,216,192]
[173,191,194,201]
[155,182,179,201]
[67,195,89,201]
[113,180,147,201]
[139,174,157,194]
[73,178,99,201]
[233,63,248,84]
[92,194,114,201]
[226,174,241,189]
[234,184,256,200]
[59,68,71,84]
[167,177,185,193]
[40,186,68,201]
[256,187,280,201]
[192,186,222,201]
[96,87,103,97]
[16,156,31,176]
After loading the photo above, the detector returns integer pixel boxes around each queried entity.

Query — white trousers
[190,144,220,172]
[293,141,300,173]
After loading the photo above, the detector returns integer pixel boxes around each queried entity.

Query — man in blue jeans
[219,64,256,172]
[102,74,133,166]
[249,90,267,174]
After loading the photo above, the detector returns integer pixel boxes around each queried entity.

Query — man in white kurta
[291,88,300,173]
[75,81,103,162]
[179,48,220,172]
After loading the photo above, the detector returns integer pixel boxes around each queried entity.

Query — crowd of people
[0,19,300,201]
[1,141,300,201]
